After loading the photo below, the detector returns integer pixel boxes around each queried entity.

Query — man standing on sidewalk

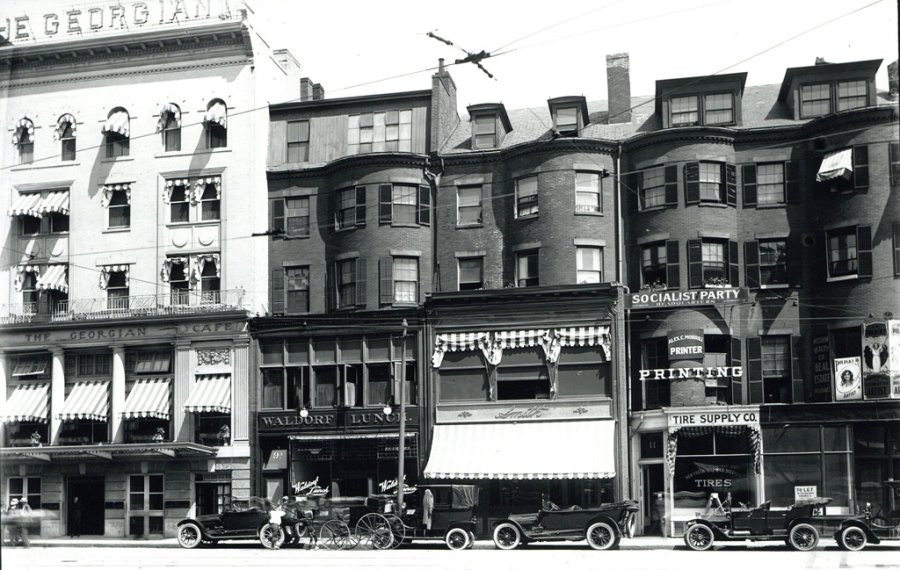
[14,498,32,547]
[69,497,82,538]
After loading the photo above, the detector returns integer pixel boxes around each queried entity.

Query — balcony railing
[1,289,245,324]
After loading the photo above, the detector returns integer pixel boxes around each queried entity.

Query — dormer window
[656,73,745,129]
[778,59,880,121]
[548,96,589,137]
[556,107,578,134]
[473,115,497,148]
[467,103,512,150]
[704,93,734,125]
[671,96,699,126]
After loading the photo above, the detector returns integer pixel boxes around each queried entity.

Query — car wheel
[177,523,203,549]
[467,531,476,549]
[683,523,715,551]
[259,522,285,550]
[493,523,521,550]
[839,526,867,551]
[586,521,619,550]
[788,523,819,551]
[445,528,469,551]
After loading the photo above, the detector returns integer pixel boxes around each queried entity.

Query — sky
[5,0,899,113]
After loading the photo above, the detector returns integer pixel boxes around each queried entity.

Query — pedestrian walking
[69,496,82,537]
[14,498,31,547]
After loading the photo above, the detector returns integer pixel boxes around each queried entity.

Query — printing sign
[834,357,862,401]
[668,330,705,361]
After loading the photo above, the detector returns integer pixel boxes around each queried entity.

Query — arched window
[57,114,77,161]
[102,107,130,158]
[13,118,34,165]
[204,99,227,149]
[158,103,181,152]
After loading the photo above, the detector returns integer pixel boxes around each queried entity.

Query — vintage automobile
[834,503,900,550]
[492,500,638,550]
[683,497,841,551]
[176,497,289,549]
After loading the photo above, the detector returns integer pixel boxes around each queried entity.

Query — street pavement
[1,538,898,570]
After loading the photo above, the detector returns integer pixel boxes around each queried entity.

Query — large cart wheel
[839,525,868,551]
[356,513,395,550]
[383,513,406,549]
[319,520,355,550]
[177,523,203,549]
[492,522,521,550]
[586,521,618,550]
[259,523,285,550]
[684,523,715,551]
[788,523,819,551]
[445,528,470,550]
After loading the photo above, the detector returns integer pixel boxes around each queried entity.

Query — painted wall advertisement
[891,320,900,399]
[812,335,833,401]
[834,357,862,401]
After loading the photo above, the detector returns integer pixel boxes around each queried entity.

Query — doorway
[67,476,105,536]
[642,464,665,536]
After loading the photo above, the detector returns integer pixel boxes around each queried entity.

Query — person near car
[541,493,560,511]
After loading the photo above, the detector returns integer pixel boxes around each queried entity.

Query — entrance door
[642,464,665,536]
[67,476,105,536]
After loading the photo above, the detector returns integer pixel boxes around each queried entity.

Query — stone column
[232,339,249,443]
[174,340,192,442]
[50,349,65,445]
[111,346,125,443]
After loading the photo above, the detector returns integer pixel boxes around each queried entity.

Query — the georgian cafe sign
[1,0,238,44]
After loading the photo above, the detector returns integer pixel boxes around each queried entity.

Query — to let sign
[794,486,817,501]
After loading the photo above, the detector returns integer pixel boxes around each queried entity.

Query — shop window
[515,175,539,218]
[557,345,610,397]
[854,423,900,508]
[7,477,41,534]
[129,474,164,537]
[162,112,181,152]
[5,422,48,447]
[195,473,232,516]
[517,250,539,287]
[107,190,131,229]
[169,184,190,223]
[673,454,752,510]
[763,425,852,508]
[576,246,602,284]
[60,122,76,161]
[287,120,310,162]
[575,171,602,214]
[458,257,484,291]
[199,183,220,221]
[261,368,304,410]
[195,413,231,446]
[438,352,488,402]
[124,417,170,444]
[59,420,107,445]
[457,185,482,226]
[125,350,171,374]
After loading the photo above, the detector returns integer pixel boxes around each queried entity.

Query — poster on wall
[863,322,891,399]
[834,357,863,401]
[812,335,832,402]
[890,320,900,399]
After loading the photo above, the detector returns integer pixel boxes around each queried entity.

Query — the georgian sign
[2,320,247,348]
[627,288,746,309]
[0,0,239,44]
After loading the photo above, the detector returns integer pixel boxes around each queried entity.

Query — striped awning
[556,326,612,359]
[8,193,43,217]
[56,113,76,140]
[184,375,231,414]
[102,110,130,137]
[41,191,70,215]
[1,383,49,424]
[57,381,109,422]
[36,264,68,293]
[435,332,489,352]
[496,330,548,349]
[817,148,853,182]
[12,117,34,144]
[424,420,616,480]
[122,378,171,420]
[100,183,132,208]
[157,103,181,132]
[204,101,227,128]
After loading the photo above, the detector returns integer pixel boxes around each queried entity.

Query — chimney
[300,77,313,102]
[312,83,325,100]
[430,58,459,151]
[606,53,631,124]
[815,57,831,65]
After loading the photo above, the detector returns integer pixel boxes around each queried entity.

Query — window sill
[456,224,483,229]
[103,227,131,234]
[391,302,419,308]
[755,203,786,209]
[277,235,311,240]
[574,211,604,217]
[166,221,220,229]
[638,206,670,214]
[100,157,134,163]
[391,223,423,229]
[154,149,229,159]
[10,161,80,171]
[698,202,729,208]
[759,284,790,290]
[515,214,539,221]
[333,226,357,233]
[826,274,859,283]
[193,148,232,155]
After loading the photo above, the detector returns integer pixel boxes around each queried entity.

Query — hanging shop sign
[794,486,818,501]
[627,287,746,309]
[812,335,833,402]
[834,357,863,401]
[640,366,743,381]
[668,330,705,361]
[0,0,238,44]
[668,409,759,428]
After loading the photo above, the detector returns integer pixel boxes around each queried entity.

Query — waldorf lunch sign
[1,0,239,44]
[627,287,747,309]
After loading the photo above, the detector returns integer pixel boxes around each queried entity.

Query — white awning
[7,191,70,218]
[184,375,231,414]
[57,381,109,422]
[495,330,548,349]
[36,264,68,293]
[100,183,132,208]
[56,113,76,140]
[0,383,49,424]
[12,117,34,144]
[817,148,853,182]
[204,101,227,128]
[157,103,182,132]
[122,378,171,420]
[102,110,130,137]
[424,420,616,479]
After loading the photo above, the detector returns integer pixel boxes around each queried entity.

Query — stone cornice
[267,153,429,181]
[442,137,616,167]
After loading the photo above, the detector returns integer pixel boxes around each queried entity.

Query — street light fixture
[299,406,309,418]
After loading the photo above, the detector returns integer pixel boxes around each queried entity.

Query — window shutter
[730,337,743,405]
[355,186,367,228]
[746,338,762,404]
[666,240,680,289]
[791,335,804,404]
[325,263,335,312]
[687,239,702,288]
[379,257,393,305]
[626,171,642,212]
[744,241,760,289]
[379,184,392,224]
[890,142,900,186]
[684,162,700,205]
[857,224,873,279]
[894,222,900,277]
[741,164,757,207]
[785,161,801,203]
[418,184,431,226]
[725,163,737,206]
[853,145,869,192]
[331,191,338,230]
[271,269,284,314]
[728,240,740,287]
[355,258,367,307]
[272,199,285,235]
[267,120,287,166]
[664,165,678,207]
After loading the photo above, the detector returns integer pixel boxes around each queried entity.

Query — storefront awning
[816,148,853,182]
[424,420,616,479]
[57,381,109,422]
[102,110,130,137]
[122,378,171,420]
[184,374,231,414]
[36,264,68,294]
[1,383,49,424]
[8,191,70,218]
[204,101,227,128]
